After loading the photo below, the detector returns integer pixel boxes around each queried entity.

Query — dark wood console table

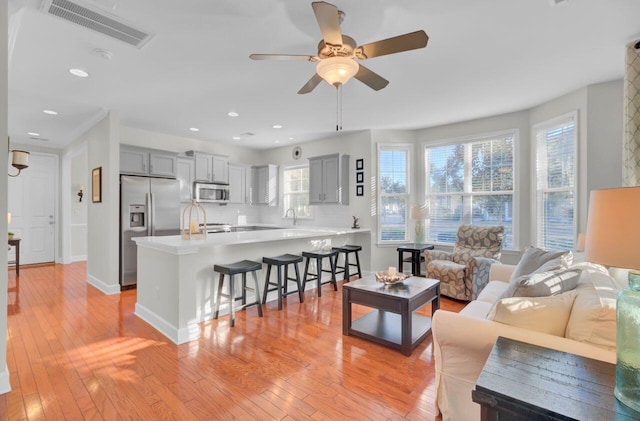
[8,238,21,276]
[472,336,640,420]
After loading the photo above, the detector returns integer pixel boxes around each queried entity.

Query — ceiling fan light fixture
[316,57,359,86]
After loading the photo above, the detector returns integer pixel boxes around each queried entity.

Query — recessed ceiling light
[43,109,58,115]
[69,68,89,78]
[273,124,283,129]
[275,140,281,144]
[28,132,40,136]
[232,136,241,140]
[189,127,200,132]
[288,137,294,140]
[227,112,239,117]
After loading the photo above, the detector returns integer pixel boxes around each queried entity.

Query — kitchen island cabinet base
[134,228,370,344]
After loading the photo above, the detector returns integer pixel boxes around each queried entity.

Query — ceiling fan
[249,1,429,95]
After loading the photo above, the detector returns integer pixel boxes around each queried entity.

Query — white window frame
[532,111,578,251]
[377,143,413,244]
[422,129,519,249]
[282,164,312,219]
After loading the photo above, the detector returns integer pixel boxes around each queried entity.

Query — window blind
[535,116,576,250]
[379,146,410,242]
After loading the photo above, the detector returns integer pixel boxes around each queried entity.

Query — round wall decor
[292,146,302,160]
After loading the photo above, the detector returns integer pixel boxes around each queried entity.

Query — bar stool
[302,250,338,297]
[213,260,263,327]
[262,254,304,310]
[332,245,363,282]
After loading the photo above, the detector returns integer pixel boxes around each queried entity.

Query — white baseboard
[71,255,87,262]
[87,274,121,295]
[0,365,11,395]
[135,303,200,345]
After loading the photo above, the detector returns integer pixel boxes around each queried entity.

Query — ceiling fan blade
[356,30,429,60]
[354,65,389,91]
[312,1,343,46]
[249,54,317,61]
[298,73,324,94]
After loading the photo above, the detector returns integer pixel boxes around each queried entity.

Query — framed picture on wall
[356,171,364,183]
[356,185,364,196]
[356,159,364,170]
[92,167,102,203]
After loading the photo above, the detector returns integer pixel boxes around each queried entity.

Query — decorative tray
[375,272,410,285]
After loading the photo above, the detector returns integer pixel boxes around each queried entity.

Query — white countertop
[133,225,370,255]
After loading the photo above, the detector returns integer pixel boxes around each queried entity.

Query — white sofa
[432,261,621,421]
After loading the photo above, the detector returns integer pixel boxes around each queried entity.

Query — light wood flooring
[0,262,465,420]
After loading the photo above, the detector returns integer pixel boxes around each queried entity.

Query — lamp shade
[316,57,359,86]
[11,150,29,170]
[410,204,429,220]
[584,186,640,270]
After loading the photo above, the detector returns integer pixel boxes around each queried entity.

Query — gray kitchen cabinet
[186,151,229,184]
[177,156,195,203]
[228,164,249,204]
[252,164,278,206]
[309,154,349,205]
[120,145,177,178]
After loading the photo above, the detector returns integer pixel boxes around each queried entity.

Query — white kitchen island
[133,226,371,344]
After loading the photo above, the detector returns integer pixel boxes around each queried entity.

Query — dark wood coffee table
[342,275,440,356]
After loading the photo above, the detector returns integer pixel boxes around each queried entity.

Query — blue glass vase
[615,271,640,411]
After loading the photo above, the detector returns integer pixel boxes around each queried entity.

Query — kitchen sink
[206,224,285,234]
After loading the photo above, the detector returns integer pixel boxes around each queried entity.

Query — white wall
[70,145,88,260]
[0,0,10,395]
[84,112,121,294]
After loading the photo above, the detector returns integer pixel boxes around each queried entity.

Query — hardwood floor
[1,263,465,420]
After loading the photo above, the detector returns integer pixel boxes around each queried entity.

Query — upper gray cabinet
[120,145,177,178]
[309,153,349,205]
[186,151,229,184]
[228,164,250,204]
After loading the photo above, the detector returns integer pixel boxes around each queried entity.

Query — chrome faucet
[285,208,297,226]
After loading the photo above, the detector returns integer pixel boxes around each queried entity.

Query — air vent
[40,0,154,48]
[239,132,256,137]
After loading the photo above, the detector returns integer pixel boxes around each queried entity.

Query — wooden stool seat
[262,254,304,310]
[302,250,338,297]
[213,260,263,327]
[332,244,362,282]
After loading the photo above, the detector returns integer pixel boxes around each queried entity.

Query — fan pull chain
[336,83,343,131]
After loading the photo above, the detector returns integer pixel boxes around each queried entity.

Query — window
[378,144,411,242]
[425,132,516,247]
[283,165,311,218]
[534,113,577,250]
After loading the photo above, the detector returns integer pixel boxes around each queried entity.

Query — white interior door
[8,153,57,265]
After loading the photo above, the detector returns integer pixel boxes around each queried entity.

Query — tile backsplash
[184,203,351,228]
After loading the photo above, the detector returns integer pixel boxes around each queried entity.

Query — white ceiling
[7,0,640,150]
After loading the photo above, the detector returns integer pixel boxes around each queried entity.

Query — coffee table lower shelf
[349,310,432,351]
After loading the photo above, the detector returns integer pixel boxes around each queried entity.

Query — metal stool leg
[252,270,263,317]
[241,273,247,305]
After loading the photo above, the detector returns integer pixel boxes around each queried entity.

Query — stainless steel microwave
[194,182,229,203]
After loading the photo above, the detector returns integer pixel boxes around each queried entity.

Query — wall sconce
[78,184,84,202]
[8,137,29,177]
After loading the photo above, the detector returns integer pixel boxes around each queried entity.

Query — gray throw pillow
[503,268,582,298]
[510,246,573,281]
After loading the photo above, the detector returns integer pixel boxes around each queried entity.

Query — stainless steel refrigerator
[120,175,180,288]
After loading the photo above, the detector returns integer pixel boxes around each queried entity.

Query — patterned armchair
[425,225,504,301]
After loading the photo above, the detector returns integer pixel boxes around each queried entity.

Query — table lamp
[410,204,429,244]
[584,186,640,411]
